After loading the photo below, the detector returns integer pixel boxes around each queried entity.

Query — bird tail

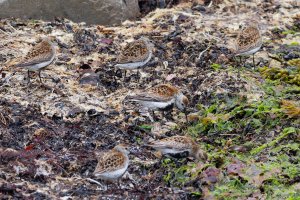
[142,143,155,148]
[121,94,141,109]
[123,95,140,104]
[143,140,164,148]
[14,63,25,67]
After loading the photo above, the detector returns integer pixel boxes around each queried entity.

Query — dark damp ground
[0,99,199,199]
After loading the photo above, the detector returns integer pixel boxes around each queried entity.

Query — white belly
[96,167,127,181]
[236,45,261,56]
[27,56,55,71]
[159,148,186,154]
[139,99,174,110]
[115,52,152,70]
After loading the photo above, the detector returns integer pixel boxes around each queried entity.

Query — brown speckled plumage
[148,136,197,150]
[235,21,262,55]
[94,149,127,174]
[149,84,179,97]
[126,84,189,115]
[129,84,180,102]
[93,144,129,181]
[15,40,55,68]
[118,39,151,64]
[147,136,207,160]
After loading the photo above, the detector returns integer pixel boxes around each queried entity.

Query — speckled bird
[93,144,130,182]
[126,84,189,120]
[235,19,262,66]
[146,136,207,160]
[115,37,153,79]
[14,38,56,84]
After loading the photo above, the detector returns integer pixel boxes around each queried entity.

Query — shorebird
[146,135,207,160]
[235,19,262,67]
[126,84,189,121]
[94,144,130,183]
[115,37,153,80]
[14,37,56,84]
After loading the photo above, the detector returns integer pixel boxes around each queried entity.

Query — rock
[67,107,83,118]
[78,70,100,86]
[157,0,166,8]
[0,0,140,25]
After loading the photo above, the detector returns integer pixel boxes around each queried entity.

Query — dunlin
[146,135,207,160]
[14,38,56,84]
[115,37,153,79]
[235,19,262,66]
[126,84,189,120]
[94,144,130,182]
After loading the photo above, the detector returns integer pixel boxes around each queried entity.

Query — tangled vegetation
[0,0,300,199]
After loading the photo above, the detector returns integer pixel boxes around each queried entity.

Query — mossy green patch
[289,41,299,46]
[282,30,297,35]
[211,63,221,71]
[250,127,297,155]
[180,66,300,199]
[259,66,300,86]
[138,124,153,130]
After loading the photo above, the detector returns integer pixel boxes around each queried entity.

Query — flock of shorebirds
[7,19,262,186]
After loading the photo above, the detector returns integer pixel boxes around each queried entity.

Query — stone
[0,0,140,25]
[79,70,100,86]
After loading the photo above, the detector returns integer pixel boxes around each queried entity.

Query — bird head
[245,19,260,29]
[192,146,208,161]
[139,37,154,50]
[175,93,189,121]
[114,144,130,155]
[175,93,189,111]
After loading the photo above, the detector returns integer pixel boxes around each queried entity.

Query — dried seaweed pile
[1,0,300,199]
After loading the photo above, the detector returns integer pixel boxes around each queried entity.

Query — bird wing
[94,150,126,174]
[148,136,192,151]
[127,84,179,102]
[127,92,172,102]
[236,26,262,54]
[15,40,55,67]
[118,40,150,64]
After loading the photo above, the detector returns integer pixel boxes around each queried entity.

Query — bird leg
[148,110,156,122]
[152,69,156,78]
[113,69,118,83]
[27,70,31,85]
[152,110,156,121]
[252,54,256,68]
[239,56,242,67]
[162,110,174,121]
[242,57,247,67]
[117,179,121,189]
[104,183,108,191]
[137,69,141,82]
[184,108,188,122]
[161,111,165,119]
[234,56,242,78]
[234,57,239,69]
[38,70,43,84]
[124,70,127,80]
